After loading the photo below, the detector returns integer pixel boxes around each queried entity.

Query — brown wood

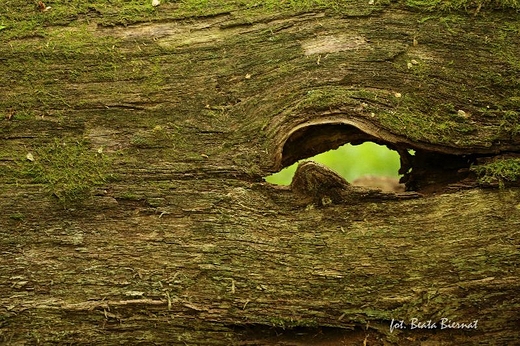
[1,2,519,344]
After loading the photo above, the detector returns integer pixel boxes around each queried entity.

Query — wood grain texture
[1,1,519,344]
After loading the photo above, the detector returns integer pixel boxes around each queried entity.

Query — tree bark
[1,1,519,345]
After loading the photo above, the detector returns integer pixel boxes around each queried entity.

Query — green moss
[180,0,348,13]
[405,0,520,11]
[119,192,143,200]
[130,125,175,149]
[9,213,25,221]
[297,86,480,147]
[299,87,362,110]
[379,107,478,146]
[1,0,517,41]
[181,0,520,13]
[21,138,111,205]
[471,158,520,188]
[0,1,161,39]
[250,314,321,330]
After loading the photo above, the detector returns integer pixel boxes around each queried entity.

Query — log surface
[1,1,519,344]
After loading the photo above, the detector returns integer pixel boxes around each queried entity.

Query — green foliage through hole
[265,142,401,185]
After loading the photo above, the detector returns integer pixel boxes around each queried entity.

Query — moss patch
[21,138,111,205]
[1,0,518,40]
[405,0,520,12]
[471,157,520,188]
[130,125,176,149]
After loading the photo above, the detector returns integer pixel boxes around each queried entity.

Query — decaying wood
[1,1,519,344]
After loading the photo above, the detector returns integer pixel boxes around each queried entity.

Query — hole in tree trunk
[268,123,478,194]
[265,142,404,193]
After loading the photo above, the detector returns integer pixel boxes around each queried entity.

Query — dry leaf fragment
[37,1,51,12]
[6,109,15,120]
[457,109,470,118]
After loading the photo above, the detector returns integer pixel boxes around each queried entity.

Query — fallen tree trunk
[1,1,519,344]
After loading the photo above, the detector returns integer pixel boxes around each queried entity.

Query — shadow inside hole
[265,142,404,192]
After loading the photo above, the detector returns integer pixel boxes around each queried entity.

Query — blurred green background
[264,142,401,185]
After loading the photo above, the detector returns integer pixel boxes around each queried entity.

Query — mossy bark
[1,2,519,345]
